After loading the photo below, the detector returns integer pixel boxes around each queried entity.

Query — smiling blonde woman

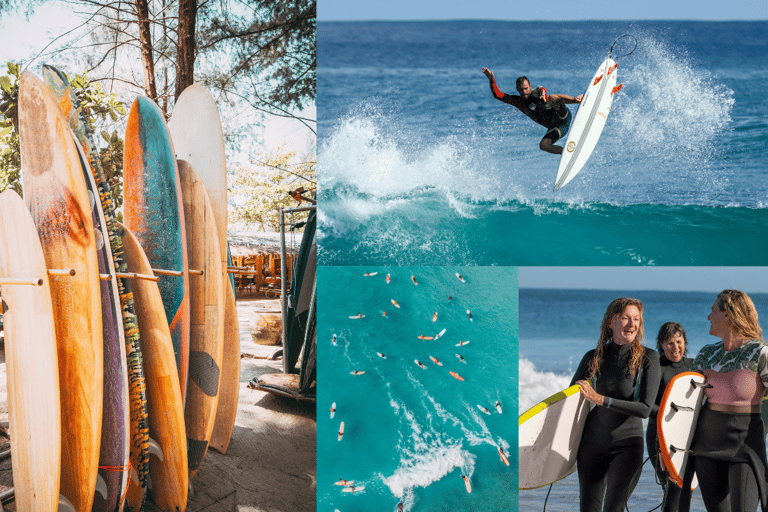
[570,298,662,512]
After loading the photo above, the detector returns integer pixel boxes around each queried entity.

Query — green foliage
[230,147,316,232]
[0,64,126,204]
[0,62,21,195]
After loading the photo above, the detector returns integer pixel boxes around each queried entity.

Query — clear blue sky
[519,267,768,294]
[318,0,767,21]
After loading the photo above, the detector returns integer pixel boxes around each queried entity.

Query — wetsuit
[647,355,693,512]
[571,342,661,512]
[680,340,768,512]
[488,79,572,143]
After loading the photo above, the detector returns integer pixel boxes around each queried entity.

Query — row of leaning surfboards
[0,66,241,512]
[519,372,706,491]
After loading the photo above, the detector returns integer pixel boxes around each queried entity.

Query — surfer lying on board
[571,298,661,512]
[481,68,583,155]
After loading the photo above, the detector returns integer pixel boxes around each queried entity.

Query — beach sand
[0,295,316,512]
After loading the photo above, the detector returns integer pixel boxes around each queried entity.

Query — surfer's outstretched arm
[549,93,583,104]
[481,67,522,107]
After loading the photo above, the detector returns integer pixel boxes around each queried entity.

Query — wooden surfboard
[178,159,224,477]
[19,70,103,512]
[76,138,131,512]
[0,190,61,512]
[119,222,188,511]
[169,84,241,455]
[42,64,151,509]
[124,95,190,401]
[210,280,240,454]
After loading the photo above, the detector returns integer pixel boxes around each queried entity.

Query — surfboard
[338,422,345,441]
[435,328,446,339]
[178,159,225,478]
[77,137,131,512]
[518,384,592,489]
[498,447,510,466]
[119,222,188,512]
[342,486,365,493]
[391,299,400,308]
[432,312,438,322]
[209,280,240,455]
[415,360,427,369]
[418,335,433,340]
[124,95,191,401]
[554,58,621,191]
[19,70,103,512]
[462,476,472,493]
[349,314,365,319]
[456,273,465,283]
[363,272,378,276]
[430,356,443,366]
[386,274,391,283]
[330,403,336,419]
[334,480,354,486]
[455,340,470,347]
[170,87,240,455]
[377,352,386,359]
[449,371,464,381]
[0,190,61,512]
[496,401,503,414]
[657,371,705,489]
[478,405,491,415]
[41,64,150,511]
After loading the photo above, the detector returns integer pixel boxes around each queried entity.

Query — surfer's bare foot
[482,67,494,81]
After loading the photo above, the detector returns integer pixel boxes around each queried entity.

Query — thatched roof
[227,230,300,257]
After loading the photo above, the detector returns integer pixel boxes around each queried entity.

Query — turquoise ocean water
[518,287,768,511]
[317,267,517,511]
[318,21,768,265]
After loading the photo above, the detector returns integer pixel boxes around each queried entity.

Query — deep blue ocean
[518,287,768,510]
[318,21,768,265]
[317,267,517,511]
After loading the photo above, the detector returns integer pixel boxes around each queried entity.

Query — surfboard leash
[609,34,638,60]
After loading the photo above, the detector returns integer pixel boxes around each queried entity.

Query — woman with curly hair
[680,290,768,512]
[570,297,661,512]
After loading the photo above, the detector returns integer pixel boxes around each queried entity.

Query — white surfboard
[658,371,705,490]
[554,58,621,191]
[435,328,446,339]
[330,402,336,419]
[519,384,592,489]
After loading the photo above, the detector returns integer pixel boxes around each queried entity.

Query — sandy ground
[0,294,316,512]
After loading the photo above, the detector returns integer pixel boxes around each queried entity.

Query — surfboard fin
[670,445,692,455]
[58,494,76,512]
[671,402,695,413]
[691,380,713,389]
[95,474,108,500]
[148,436,165,461]
[611,84,623,95]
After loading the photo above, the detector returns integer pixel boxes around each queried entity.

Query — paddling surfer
[481,68,583,155]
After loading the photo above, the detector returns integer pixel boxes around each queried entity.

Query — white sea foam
[519,357,572,413]
[383,396,475,498]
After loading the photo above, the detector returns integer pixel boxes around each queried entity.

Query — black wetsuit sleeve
[570,350,595,386]
[489,79,523,110]
[605,350,661,419]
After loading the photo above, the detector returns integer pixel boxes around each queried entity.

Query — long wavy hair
[656,322,688,362]
[587,298,645,380]
[715,290,764,343]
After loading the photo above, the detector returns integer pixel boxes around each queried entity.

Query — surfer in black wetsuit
[571,298,661,512]
[481,68,583,155]
[647,322,692,512]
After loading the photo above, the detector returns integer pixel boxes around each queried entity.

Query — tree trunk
[175,0,197,101]
[135,0,157,100]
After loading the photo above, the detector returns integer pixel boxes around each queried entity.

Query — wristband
[604,397,611,408]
